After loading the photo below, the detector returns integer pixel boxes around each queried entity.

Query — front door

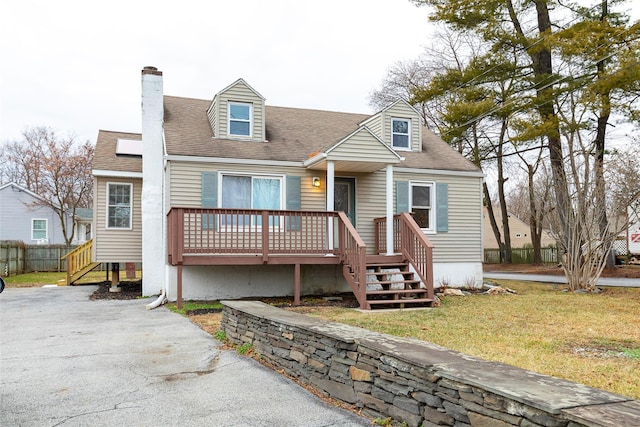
[334,177,356,226]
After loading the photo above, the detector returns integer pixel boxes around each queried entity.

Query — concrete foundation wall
[159,262,482,300]
[433,262,484,288]
[221,301,640,427]
[164,264,351,301]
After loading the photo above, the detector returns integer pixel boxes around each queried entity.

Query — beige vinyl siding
[354,172,387,253]
[395,172,483,263]
[94,177,142,262]
[383,103,422,152]
[362,114,383,139]
[329,128,394,162]
[206,97,219,137]
[168,161,325,211]
[216,81,265,141]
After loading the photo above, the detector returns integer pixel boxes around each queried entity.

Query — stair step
[367,298,434,306]
[366,279,421,286]
[367,289,428,296]
[367,270,412,276]
[366,263,410,269]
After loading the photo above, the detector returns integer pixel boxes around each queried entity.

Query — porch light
[312,177,321,187]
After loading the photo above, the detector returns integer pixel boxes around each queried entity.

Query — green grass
[2,270,140,287]
[166,301,224,316]
[297,280,640,399]
[623,348,640,360]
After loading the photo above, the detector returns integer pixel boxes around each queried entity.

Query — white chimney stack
[141,66,165,297]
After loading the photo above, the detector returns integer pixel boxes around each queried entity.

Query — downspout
[146,289,167,310]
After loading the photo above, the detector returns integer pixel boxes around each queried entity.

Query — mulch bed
[88,280,143,300]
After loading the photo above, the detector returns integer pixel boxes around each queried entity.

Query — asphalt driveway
[484,272,640,287]
[0,286,370,427]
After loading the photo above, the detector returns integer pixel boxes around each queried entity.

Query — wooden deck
[167,208,434,310]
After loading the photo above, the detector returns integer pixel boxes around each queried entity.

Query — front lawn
[285,281,640,400]
[2,270,140,287]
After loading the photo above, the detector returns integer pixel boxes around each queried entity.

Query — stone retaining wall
[221,301,640,427]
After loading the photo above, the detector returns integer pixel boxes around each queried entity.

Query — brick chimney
[141,66,165,297]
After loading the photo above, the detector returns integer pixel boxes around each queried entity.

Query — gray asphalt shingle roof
[94,95,480,174]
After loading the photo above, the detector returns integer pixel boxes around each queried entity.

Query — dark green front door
[334,177,356,226]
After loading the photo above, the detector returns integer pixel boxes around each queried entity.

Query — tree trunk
[496,120,512,263]
[484,185,505,262]
[527,164,543,263]
[595,0,616,270]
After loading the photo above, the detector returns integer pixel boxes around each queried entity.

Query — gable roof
[305,126,403,173]
[358,98,421,127]
[0,182,47,203]
[95,94,480,174]
[215,78,265,101]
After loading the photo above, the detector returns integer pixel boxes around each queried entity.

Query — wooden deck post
[109,263,121,293]
[177,264,183,310]
[294,263,301,306]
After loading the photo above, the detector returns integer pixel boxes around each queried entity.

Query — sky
[0,0,435,145]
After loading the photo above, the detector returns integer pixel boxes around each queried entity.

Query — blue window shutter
[201,172,218,230]
[201,172,218,207]
[286,176,301,211]
[396,181,409,214]
[286,175,301,231]
[436,182,448,232]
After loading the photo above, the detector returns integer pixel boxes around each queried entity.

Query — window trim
[409,181,435,233]
[106,182,133,230]
[391,117,411,150]
[31,218,48,241]
[227,101,253,137]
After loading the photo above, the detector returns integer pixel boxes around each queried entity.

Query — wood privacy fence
[484,247,559,264]
[1,241,78,275]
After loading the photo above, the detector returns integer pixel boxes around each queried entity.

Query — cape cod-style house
[84,66,483,309]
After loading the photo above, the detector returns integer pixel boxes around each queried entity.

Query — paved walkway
[484,272,640,287]
[0,286,370,427]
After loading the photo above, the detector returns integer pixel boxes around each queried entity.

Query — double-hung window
[221,174,282,226]
[107,183,132,229]
[392,118,410,149]
[228,102,252,137]
[32,219,48,241]
[410,182,434,231]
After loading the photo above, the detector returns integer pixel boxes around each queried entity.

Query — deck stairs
[61,240,101,285]
[363,255,434,309]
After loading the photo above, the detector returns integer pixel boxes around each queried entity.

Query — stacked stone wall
[221,301,640,427]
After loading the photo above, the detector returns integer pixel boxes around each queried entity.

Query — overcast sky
[0,0,435,145]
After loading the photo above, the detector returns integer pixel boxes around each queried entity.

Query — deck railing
[374,213,434,298]
[167,208,341,264]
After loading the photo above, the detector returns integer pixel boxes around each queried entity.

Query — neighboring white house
[0,182,91,245]
[91,67,485,307]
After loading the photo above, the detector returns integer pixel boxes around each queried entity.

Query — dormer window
[392,118,410,149]
[228,102,252,137]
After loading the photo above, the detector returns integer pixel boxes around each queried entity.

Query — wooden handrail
[336,211,368,309]
[375,213,434,299]
[61,239,94,285]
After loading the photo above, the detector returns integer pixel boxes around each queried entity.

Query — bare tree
[0,126,94,246]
